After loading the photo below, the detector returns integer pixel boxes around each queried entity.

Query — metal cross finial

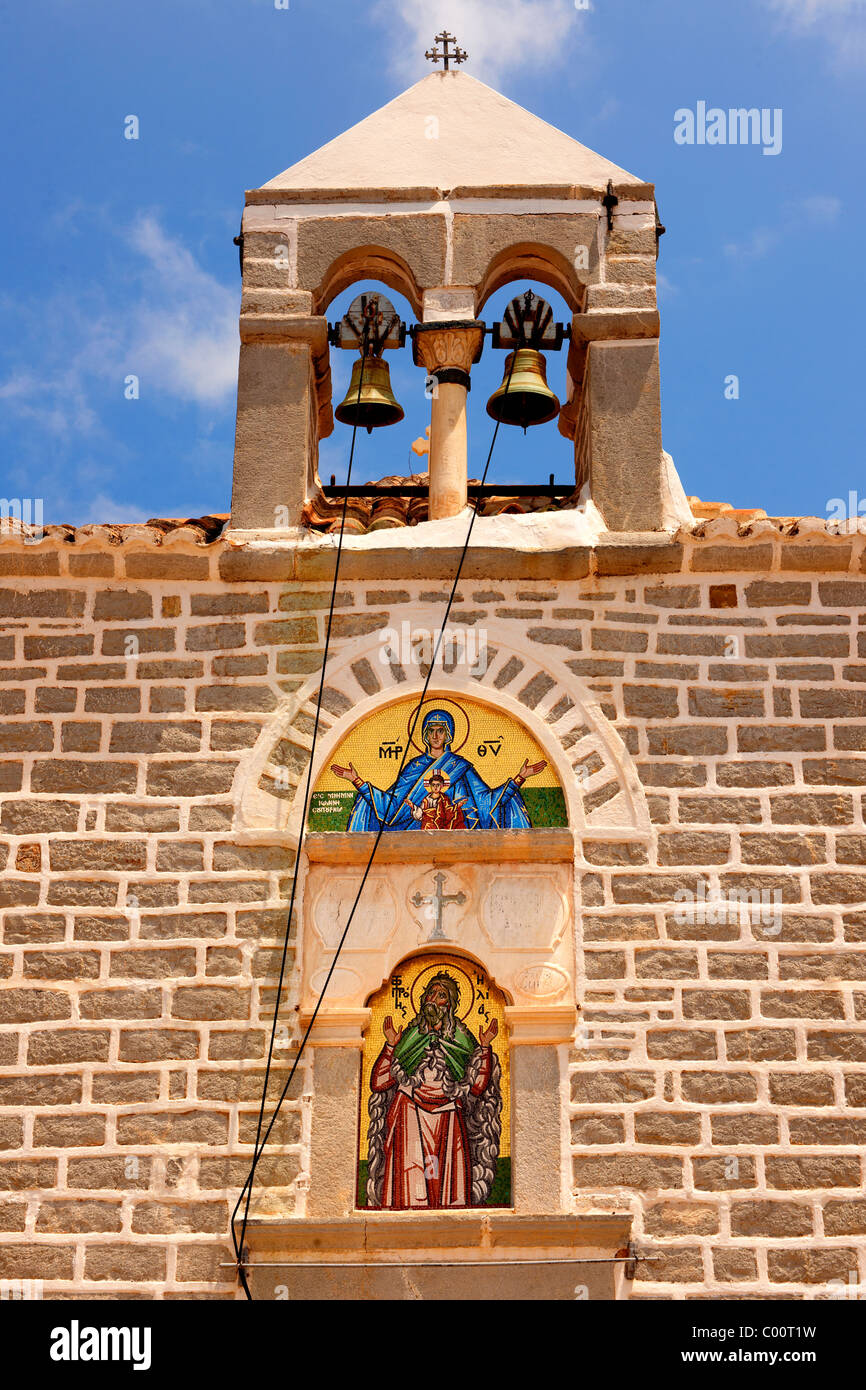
[425,31,468,71]
[411,872,466,942]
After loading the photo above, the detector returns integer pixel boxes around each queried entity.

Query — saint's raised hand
[516,757,547,784]
[331,761,359,784]
[383,1016,403,1047]
[479,1018,498,1046]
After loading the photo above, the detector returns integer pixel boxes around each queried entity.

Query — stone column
[412,322,485,521]
[230,306,332,532]
[566,310,665,532]
[507,1007,575,1215]
[304,1010,369,1219]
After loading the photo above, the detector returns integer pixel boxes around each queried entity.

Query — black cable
[232,352,517,1297]
[231,341,370,1297]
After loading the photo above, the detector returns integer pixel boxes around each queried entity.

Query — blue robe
[346,749,532,832]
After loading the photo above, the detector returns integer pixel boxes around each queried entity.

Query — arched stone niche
[357,949,512,1211]
[228,633,649,1232]
[233,619,652,845]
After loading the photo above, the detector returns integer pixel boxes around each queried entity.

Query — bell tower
[230,50,674,1298]
[229,66,672,535]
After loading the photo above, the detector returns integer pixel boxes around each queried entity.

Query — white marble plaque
[310,873,397,950]
[513,963,570,999]
[481,874,566,950]
[309,964,362,1001]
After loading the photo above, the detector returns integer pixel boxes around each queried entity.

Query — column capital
[506,1005,577,1045]
[412,321,485,390]
[299,1007,371,1047]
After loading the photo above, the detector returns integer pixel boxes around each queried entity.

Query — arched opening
[466,277,579,494]
[312,244,423,320]
[476,242,588,317]
[317,276,425,492]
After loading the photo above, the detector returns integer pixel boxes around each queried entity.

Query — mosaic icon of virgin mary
[330,707,546,831]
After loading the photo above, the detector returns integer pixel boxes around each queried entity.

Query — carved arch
[312,245,424,320]
[231,620,651,844]
[475,242,590,317]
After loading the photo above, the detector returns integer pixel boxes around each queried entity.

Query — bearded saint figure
[331,708,547,832]
[366,973,502,1210]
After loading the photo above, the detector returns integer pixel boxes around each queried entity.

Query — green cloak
[393,1019,478,1082]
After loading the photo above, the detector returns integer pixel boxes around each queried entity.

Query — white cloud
[723,194,843,262]
[0,216,237,439]
[765,0,866,64]
[125,216,239,405]
[0,215,238,520]
[798,194,843,221]
[74,493,152,526]
[0,215,238,443]
[0,368,98,437]
[723,227,780,262]
[378,0,583,85]
[768,0,863,24]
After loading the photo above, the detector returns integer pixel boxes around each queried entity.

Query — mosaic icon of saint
[366,972,502,1209]
[330,707,547,831]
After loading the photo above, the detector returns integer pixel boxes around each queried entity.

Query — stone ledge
[241,1211,631,1253]
[217,525,864,583]
[218,540,596,582]
[238,313,329,347]
[240,1212,633,1299]
[571,308,661,341]
[0,522,860,583]
[303,828,576,865]
[245,183,654,205]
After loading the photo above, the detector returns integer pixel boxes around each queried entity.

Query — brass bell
[485,347,560,432]
[334,354,404,433]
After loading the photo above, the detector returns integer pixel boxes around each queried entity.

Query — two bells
[334,290,561,434]
[335,347,558,434]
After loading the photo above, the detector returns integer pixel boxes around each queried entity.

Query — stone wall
[1,520,865,1299]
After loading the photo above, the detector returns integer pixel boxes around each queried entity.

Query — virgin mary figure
[330,708,547,832]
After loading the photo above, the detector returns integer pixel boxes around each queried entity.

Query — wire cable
[231,342,370,1297]
[232,351,517,1297]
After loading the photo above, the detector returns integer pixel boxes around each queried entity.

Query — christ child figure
[410,769,466,830]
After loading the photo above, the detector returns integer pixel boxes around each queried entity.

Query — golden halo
[409,959,476,1022]
[407,697,470,754]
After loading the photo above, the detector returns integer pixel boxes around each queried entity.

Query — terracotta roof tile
[303,475,581,533]
[687,497,767,522]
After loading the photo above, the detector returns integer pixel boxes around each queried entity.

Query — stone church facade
[1,70,865,1301]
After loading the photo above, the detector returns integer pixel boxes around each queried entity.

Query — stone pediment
[258,71,647,200]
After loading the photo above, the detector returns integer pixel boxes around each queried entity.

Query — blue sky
[1,0,864,524]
